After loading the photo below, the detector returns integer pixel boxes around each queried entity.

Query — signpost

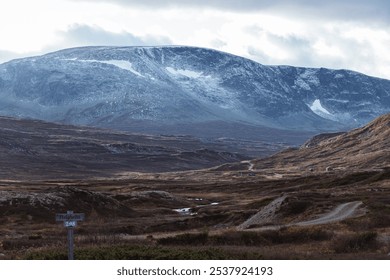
[56,210,85,260]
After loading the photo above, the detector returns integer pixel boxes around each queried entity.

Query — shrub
[258,227,332,244]
[25,244,263,260]
[158,227,332,248]
[210,231,270,246]
[333,232,378,253]
[281,201,312,215]
[157,232,208,246]
[2,238,57,250]
[370,215,390,228]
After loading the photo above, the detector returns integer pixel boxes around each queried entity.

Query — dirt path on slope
[109,201,365,242]
[294,201,363,226]
[240,199,364,231]
[241,160,255,171]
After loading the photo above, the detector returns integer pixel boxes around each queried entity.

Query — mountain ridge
[0,46,389,141]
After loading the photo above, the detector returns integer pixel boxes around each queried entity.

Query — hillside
[0,116,247,179]
[0,46,389,144]
[251,113,390,173]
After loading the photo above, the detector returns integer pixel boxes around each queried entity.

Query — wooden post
[67,227,74,260]
[56,210,85,260]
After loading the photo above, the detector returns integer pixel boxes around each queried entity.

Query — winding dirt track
[294,201,363,226]
[241,160,255,171]
[241,199,364,231]
[120,201,365,241]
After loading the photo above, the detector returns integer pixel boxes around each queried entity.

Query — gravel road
[240,199,364,231]
[295,201,363,226]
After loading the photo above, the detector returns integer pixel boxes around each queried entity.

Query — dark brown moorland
[0,114,389,260]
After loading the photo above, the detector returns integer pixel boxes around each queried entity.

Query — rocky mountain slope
[0,46,389,142]
[250,113,390,173]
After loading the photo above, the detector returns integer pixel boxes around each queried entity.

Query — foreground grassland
[19,227,389,260]
[1,167,390,260]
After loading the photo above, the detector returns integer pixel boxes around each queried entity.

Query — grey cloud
[247,47,271,64]
[210,39,227,49]
[67,0,390,22]
[245,26,316,66]
[267,34,316,66]
[247,40,308,67]
[59,24,172,47]
[67,0,273,10]
[246,26,384,77]
[0,25,173,64]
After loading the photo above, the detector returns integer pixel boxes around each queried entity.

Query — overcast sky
[1,0,390,79]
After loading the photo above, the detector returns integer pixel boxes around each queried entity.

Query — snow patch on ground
[327,98,349,103]
[166,67,203,78]
[308,99,339,121]
[102,60,144,77]
[174,207,191,213]
[310,99,331,115]
[173,207,196,215]
[63,58,144,77]
[308,99,352,123]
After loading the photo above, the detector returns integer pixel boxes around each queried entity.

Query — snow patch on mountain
[166,67,203,79]
[327,98,349,104]
[64,58,144,77]
[101,60,144,77]
[309,99,336,121]
[310,99,331,115]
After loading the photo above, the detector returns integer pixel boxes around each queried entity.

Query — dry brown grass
[1,150,390,260]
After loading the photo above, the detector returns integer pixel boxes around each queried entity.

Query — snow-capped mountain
[0,46,389,138]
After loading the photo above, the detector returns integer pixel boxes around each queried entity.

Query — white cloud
[0,0,390,80]
[65,0,390,22]
[239,18,390,79]
[57,24,172,47]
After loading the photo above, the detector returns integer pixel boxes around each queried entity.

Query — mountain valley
[0,46,389,259]
[0,114,389,259]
